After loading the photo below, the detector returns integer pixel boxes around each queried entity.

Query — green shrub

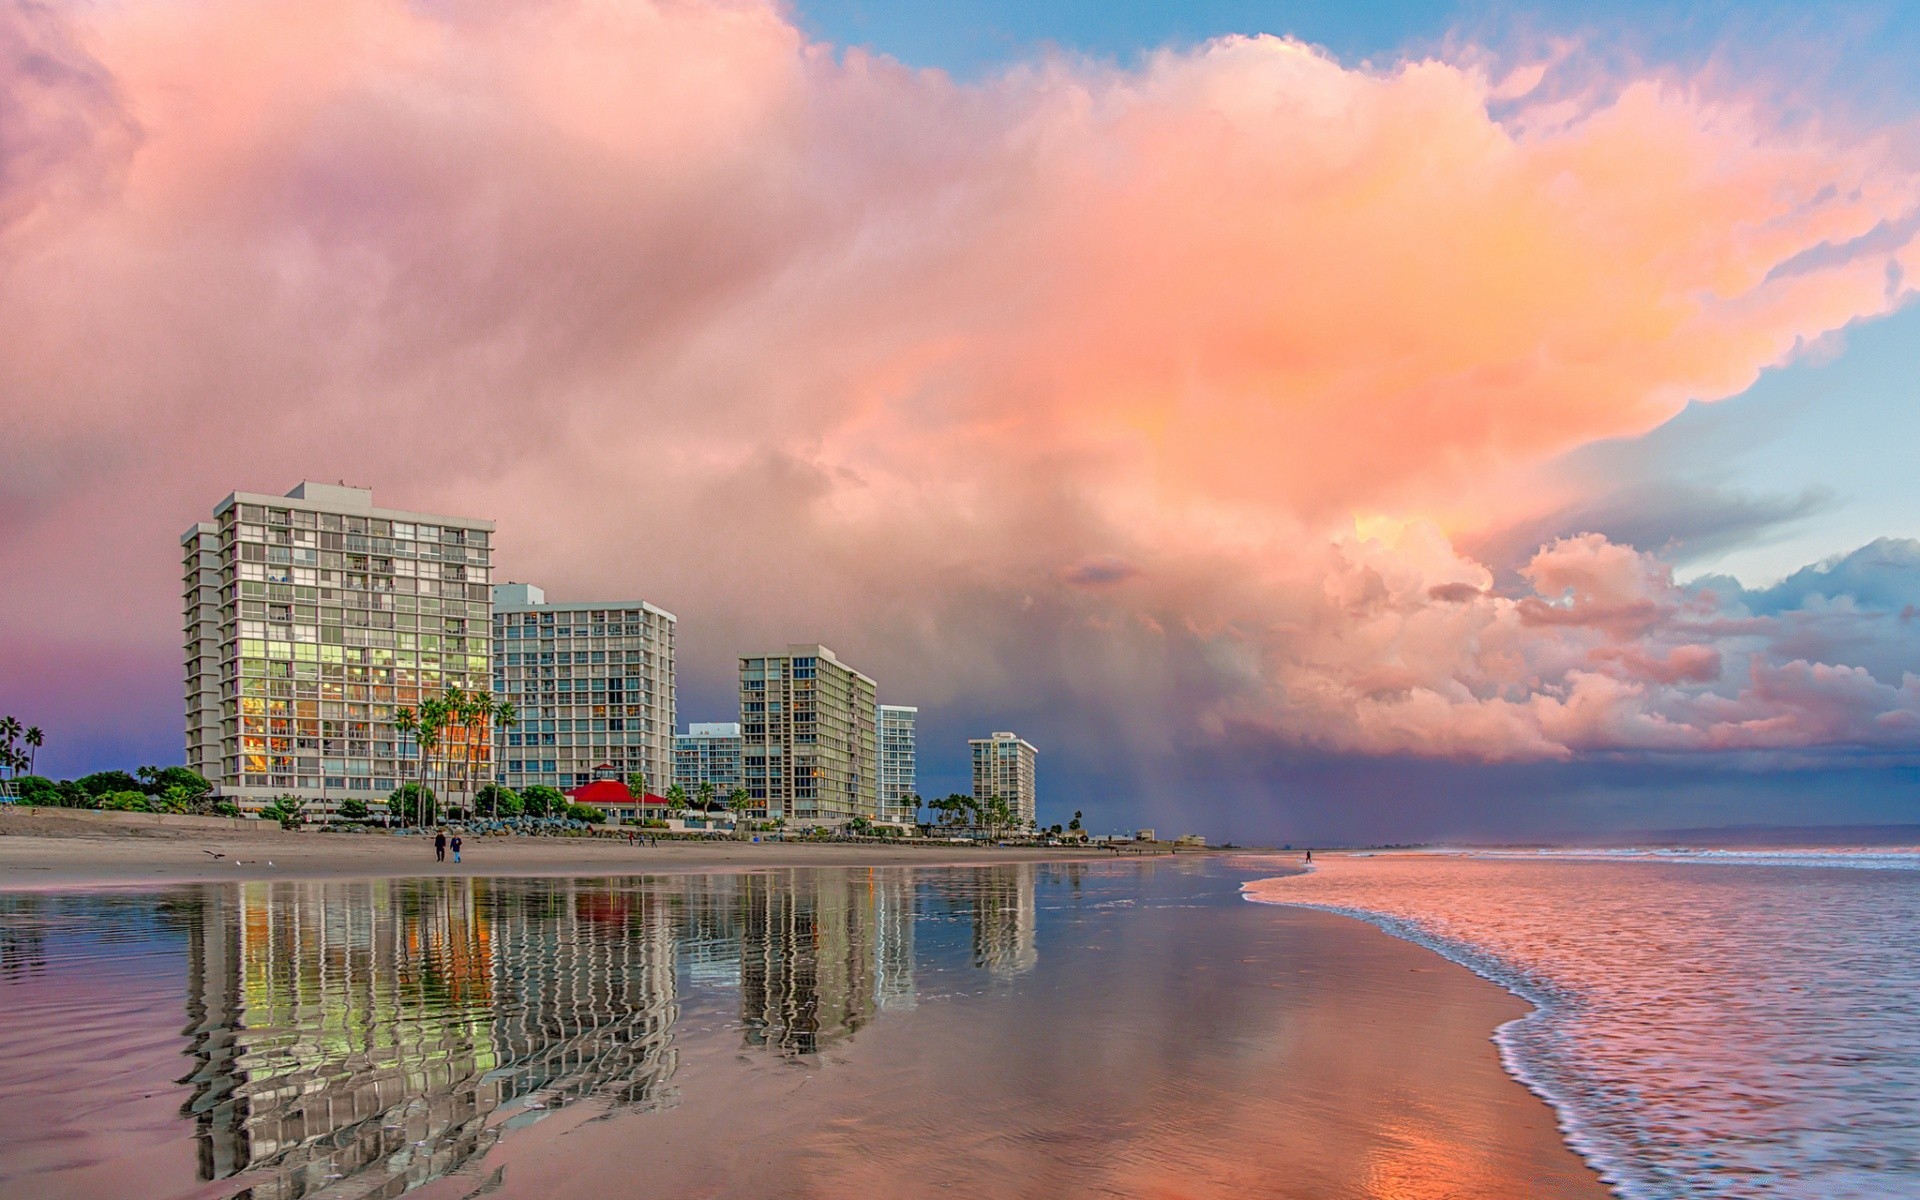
[520,785,565,819]
[337,798,369,820]
[564,803,605,824]
[99,791,151,812]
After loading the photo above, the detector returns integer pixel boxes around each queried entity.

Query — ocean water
[0,860,1604,1199]
[1246,849,1920,1199]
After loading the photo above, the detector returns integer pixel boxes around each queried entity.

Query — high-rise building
[876,704,918,826]
[182,482,494,814]
[491,583,676,793]
[674,722,744,799]
[739,645,876,826]
[969,731,1039,827]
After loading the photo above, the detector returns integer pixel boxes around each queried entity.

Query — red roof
[563,781,668,806]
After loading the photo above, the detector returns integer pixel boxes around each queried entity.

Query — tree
[664,783,689,821]
[1068,810,1083,832]
[414,698,448,828]
[100,790,150,811]
[395,707,420,822]
[627,771,648,800]
[23,727,41,777]
[490,700,517,816]
[138,767,213,810]
[13,776,56,805]
[0,716,21,777]
[388,782,436,827]
[338,797,370,820]
[565,803,606,824]
[452,688,491,819]
[262,794,306,829]
[476,784,521,818]
[76,770,143,798]
[848,816,873,837]
[521,784,565,819]
[696,780,717,814]
[727,787,753,835]
[982,795,1013,841]
[442,686,467,814]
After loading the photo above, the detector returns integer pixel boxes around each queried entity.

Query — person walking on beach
[1305,849,1312,863]
[451,835,462,863]
[435,831,447,862]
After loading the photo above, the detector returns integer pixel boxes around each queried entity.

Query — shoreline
[1243,864,1619,1199]
[0,807,1183,891]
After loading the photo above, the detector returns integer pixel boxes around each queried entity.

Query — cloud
[3,0,1920,785]
[1058,556,1141,587]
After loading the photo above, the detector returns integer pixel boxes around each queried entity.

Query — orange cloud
[3,0,1919,766]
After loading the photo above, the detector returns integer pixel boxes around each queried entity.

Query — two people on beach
[434,832,463,863]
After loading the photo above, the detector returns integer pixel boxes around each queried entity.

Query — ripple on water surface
[1246,851,1920,1199]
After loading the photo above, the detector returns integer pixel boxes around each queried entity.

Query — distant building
[491,582,676,794]
[182,482,495,814]
[1174,833,1206,848]
[740,646,877,827]
[1134,829,1157,843]
[876,705,918,826]
[969,731,1039,828]
[675,722,744,798]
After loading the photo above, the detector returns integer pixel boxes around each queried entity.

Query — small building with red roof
[564,765,669,823]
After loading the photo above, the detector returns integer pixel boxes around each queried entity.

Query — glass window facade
[490,589,676,796]
[739,646,876,826]
[183,484,495,814]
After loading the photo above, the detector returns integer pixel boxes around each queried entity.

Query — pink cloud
[2,1,1919,768]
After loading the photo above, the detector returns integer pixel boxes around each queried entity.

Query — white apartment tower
[969,731,1039,827]
[740,646,877,827]
[876,705,918,826]
[491,583,676,794]
[674,722,745,798]
[182,482,495,814]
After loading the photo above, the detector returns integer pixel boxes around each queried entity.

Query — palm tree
[24,727,42,777]
[696,779,717,816]
[395,707,417,825]
[665,783,689,823]
[728,787,752,837]
[443,686,468,817]
[460,689,488,818]
[491,700,517,817]
[0,717,19,778]
[415,697,448,827]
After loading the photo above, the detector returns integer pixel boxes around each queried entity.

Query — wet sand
[404,886,1611,1200]
[0,807,1135,890]
[0,836,1611,1198]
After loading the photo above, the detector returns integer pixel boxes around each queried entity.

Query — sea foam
[1245,852,1920,1199]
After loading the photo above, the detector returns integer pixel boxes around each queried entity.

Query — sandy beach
[0,806,1147,890]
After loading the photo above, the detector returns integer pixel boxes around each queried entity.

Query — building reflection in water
[173,864,1039,1196]
[926,864,1040,978]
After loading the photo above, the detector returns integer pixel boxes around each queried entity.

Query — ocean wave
[1243,858,1920,1198]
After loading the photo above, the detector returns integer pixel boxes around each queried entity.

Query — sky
[4,0,1920,842]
